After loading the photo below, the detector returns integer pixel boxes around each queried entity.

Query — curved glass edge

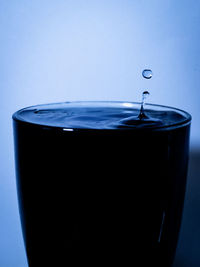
[12,101,192,131]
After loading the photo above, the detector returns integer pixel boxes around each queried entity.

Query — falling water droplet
[142,69,153,79]
[138,91,150,119]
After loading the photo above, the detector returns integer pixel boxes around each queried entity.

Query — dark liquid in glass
[13,102,191,266]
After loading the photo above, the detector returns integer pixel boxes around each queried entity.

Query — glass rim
[12,101,192,131]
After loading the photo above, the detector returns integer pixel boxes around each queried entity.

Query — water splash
[138,91,150,119]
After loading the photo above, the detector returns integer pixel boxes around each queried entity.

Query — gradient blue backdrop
[1,0,200,266]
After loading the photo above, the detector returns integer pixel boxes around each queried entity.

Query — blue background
[0,0,200,266]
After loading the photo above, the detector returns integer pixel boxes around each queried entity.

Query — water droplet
[142,69,153,79]
[138,91,150,119]
[142,91,150,98]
